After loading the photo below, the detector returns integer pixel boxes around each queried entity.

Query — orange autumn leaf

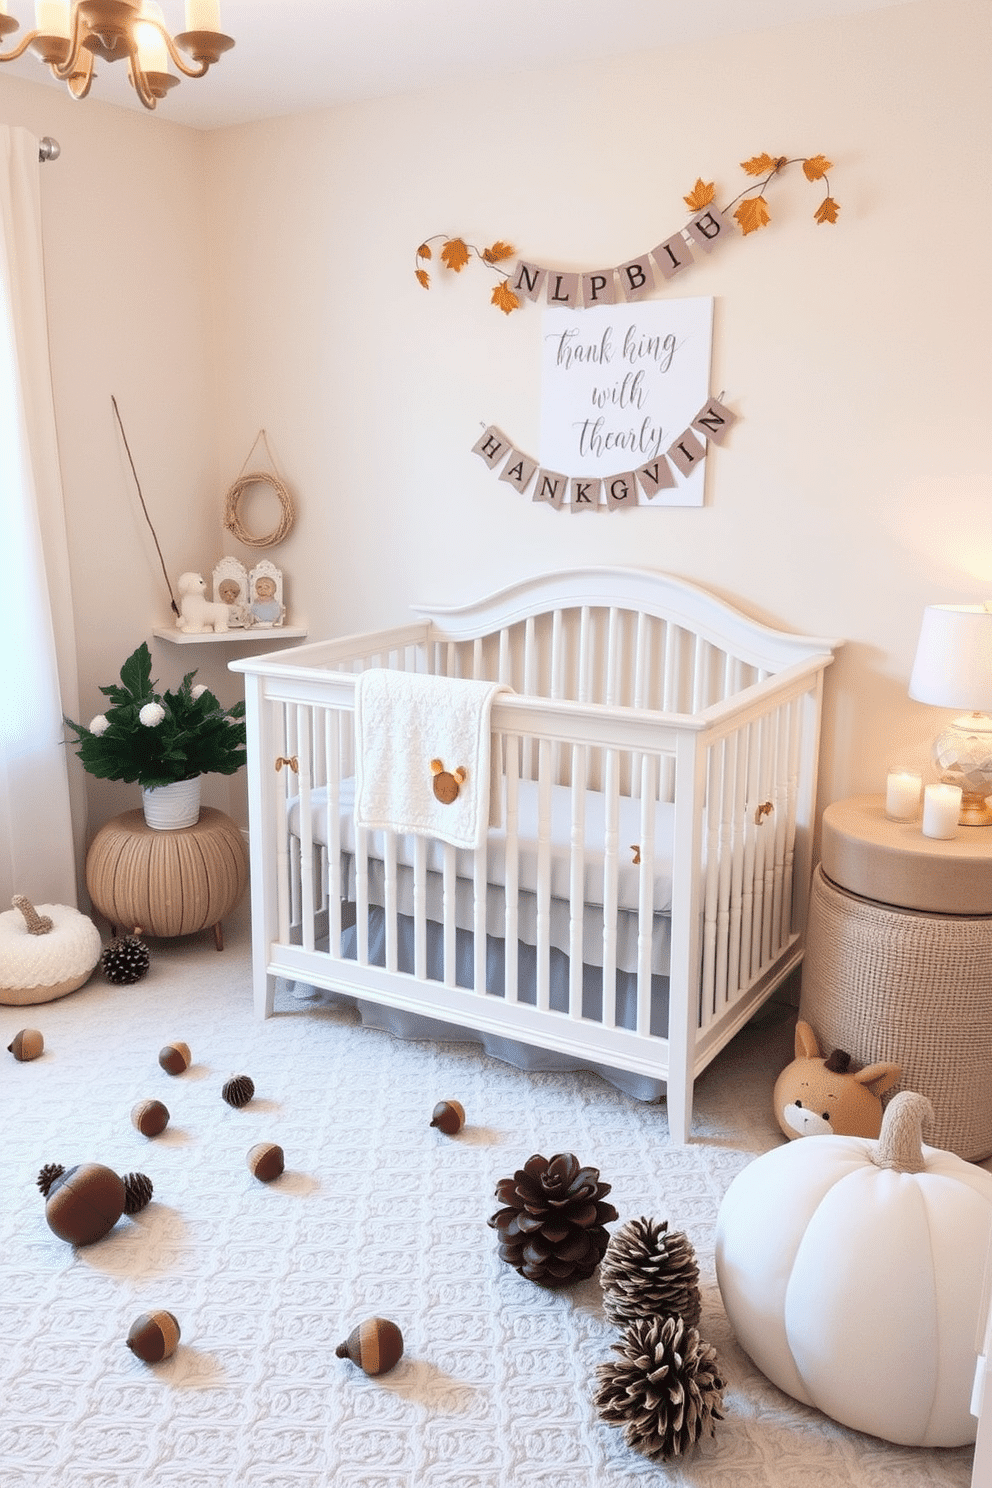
[440,237,471,272]
[741,153,784,177]
[803,155,833,182]
[416,242,432,259]
[415,268,430,289]
[814,196,840,224]
[734,195,771,235]
[482,240,516,263]
[491,281,521,315]
[683,178,716,212]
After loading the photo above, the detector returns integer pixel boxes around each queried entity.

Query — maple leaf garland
[415,151,839,308]
[728,151,840,234]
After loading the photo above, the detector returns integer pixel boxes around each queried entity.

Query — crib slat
[635,753,658,1037]
[600,748,620,1030]
[503,749,520,1004]
[567,744,587,1019]
[413,834,427,982]
[534,738,553,1012]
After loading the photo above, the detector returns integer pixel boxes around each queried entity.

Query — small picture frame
[212,557,250,628]
[247,559,285,629]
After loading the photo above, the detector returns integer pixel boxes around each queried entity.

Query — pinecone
[122,1172,154,1214]
[488,1152,618,1287]
[599,1216,701,1329]
[594,1314,725,1462]
[101,930,150,986]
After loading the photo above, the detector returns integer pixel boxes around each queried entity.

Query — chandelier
[0,2,234,110]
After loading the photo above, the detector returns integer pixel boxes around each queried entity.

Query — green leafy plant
[63,642,247,789]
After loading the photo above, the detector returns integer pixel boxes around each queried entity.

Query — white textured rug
[0,904,978,1488]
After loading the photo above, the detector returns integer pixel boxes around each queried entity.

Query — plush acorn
[8,1027,44,1061]
[594,1314,725,1462]
[222,1074,255,1108]
[101,928,150,986]
[126,1310,181,1363]
[131,1099,170,1138]
[430,1099,465,1135]
[36,1161,153,1246]
[430,759,467,804]
[488,1152,618,1287]
[336,1317,404,1376]
[159,1042,191,1075]
[247,1142,284,1182]
[599,1216,702,1330]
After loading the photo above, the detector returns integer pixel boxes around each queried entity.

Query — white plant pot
[141,776,201,831]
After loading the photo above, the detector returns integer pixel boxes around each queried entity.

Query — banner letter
[650,234,690,280]
[512,261,547,302]
[569,478,601,511]
[546,271,580,307]
[606,474,635,510]
[686,208,731,254]
[667,428,707,477]
[498,450,538,494]
[635,457,676,498]
[472,425,511,469]
[582,270,616,308]
[618,256,655,301]
[533,469,568,508]
[692,396,737,446]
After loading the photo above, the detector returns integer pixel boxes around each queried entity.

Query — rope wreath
[222,431,295,548]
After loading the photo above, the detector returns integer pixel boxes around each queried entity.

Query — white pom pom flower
[139,702,166,728]
[89,714,110,736]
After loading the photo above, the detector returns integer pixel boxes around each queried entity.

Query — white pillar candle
[885,768,922,821]
[922,783,962,840]
[185,0,220,31]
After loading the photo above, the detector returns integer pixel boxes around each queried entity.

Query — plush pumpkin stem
[870,1091,934,1173]
[12,894,54,936]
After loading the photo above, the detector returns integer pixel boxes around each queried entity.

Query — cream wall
[203,0,992,820]
[1,0,989,849]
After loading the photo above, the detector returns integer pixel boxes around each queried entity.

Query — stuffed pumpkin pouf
[0,895,102,1006]
[715,1091,992,1447]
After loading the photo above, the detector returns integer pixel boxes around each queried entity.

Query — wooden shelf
[152,626,308,646]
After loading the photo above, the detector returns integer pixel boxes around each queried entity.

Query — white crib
[230,567,840,1143]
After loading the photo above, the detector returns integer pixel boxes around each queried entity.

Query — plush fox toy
[773,1020,901,1141]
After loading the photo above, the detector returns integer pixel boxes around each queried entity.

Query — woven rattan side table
[86,808,249,950]
[800,794,992,1159]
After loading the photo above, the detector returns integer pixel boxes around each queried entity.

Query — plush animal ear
[854,1062,902,1097]
[794,1020,822,1060]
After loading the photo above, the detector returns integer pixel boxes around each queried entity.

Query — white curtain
[0,126,80,907]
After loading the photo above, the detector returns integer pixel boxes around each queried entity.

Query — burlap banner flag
[510,209,732,310]
[472,397,737,512]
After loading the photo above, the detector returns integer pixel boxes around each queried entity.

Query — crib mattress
[288,776,676,914]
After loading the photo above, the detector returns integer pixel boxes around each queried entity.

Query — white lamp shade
[909,604,992,712]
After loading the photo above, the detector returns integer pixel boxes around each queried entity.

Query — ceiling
[2,0,918,130]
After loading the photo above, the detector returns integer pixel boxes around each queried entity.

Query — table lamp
[908,602,992,825]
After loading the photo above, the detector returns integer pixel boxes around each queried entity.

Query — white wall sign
[539,298,714,506]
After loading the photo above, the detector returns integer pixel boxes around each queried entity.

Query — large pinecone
[599,1216,701,1329]
[488,1152,618,1287]
[594,1314,725,1461]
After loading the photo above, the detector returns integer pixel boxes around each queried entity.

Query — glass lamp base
[933,713,992,826]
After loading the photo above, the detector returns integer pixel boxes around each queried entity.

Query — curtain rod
[38,137,60,162]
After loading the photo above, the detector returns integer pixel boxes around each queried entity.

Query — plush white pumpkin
[0,895,102,1006]
[715,1091,992,1448]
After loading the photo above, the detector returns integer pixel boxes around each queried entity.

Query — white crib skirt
[290,905,669,1103]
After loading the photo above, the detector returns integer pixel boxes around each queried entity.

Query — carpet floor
[0,902,980,1488]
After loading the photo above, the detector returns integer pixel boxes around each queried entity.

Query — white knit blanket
[353,669,508,850]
